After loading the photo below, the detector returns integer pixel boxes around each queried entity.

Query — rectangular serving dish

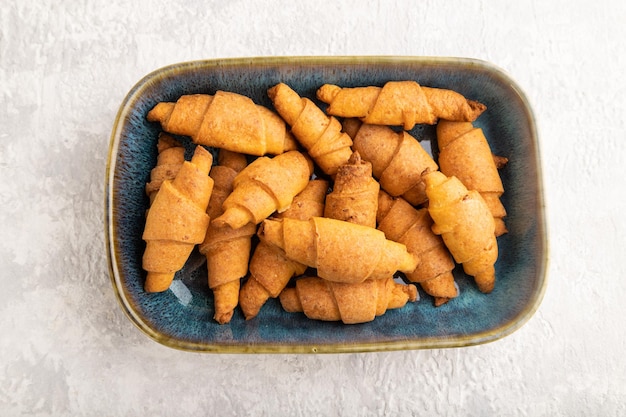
[105,56,547,353]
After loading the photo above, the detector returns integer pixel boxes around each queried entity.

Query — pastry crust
[147,92,298,156]
[436,120,508,236]
[259,217,418,284]
[280,276,417,324]
[142,146,214,293]
[212,150,313,229]
[324,152,379,228]
[199,150,254,324]
[423,170,498,293]
[317,81,486,130]
[267,82,353,176]
[239,179,328,320]
[377,191,458,305]
[144,133,186,205]
[345,119,438,206]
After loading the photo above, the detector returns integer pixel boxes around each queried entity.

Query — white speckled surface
[1,0,625,415]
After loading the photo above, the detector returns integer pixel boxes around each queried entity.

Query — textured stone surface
[1,0,625,415]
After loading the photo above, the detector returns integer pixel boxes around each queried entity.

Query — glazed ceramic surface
[105,56,547,353]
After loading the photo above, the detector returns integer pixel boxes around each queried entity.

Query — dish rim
[105,55,548,354]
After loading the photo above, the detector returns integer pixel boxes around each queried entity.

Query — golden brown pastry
[317,81,486,130]
[267,82,353,176]
[199,150,254,324]
[324,151,379,228]
[142,145,214,292]
[147,92,298,156]
[145,133,186,205]
[212,150,314,229]
[288,151,417,321]
[279,276,417,324]
[423,170,498,293]
[258,217,418,284]
[376,190,458,306]
[239,179,328,320]
[344,119,438,206]
[436,120,508,236]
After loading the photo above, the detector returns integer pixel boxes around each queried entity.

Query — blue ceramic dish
[105,56,547,353]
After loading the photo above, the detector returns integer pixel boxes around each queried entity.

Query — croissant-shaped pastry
[239,179,328,320]
[147,92,298,156]
[423,170,498,293]
[199,150,255,324]
[204,150,249,219]
[279,276,417,324]
[259,217,418,284]
[145,133,186,205]
[142,145,214,293]
[317,81,486,130]
[212,150,313,229]
[436,120,508,236]
[324,151,379,228]
[316,151,411,317]
[344,119,438,206]
[376,190,457,306]
[267,82,353,176]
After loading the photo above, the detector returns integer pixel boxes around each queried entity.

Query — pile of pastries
[140,80,508,324]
